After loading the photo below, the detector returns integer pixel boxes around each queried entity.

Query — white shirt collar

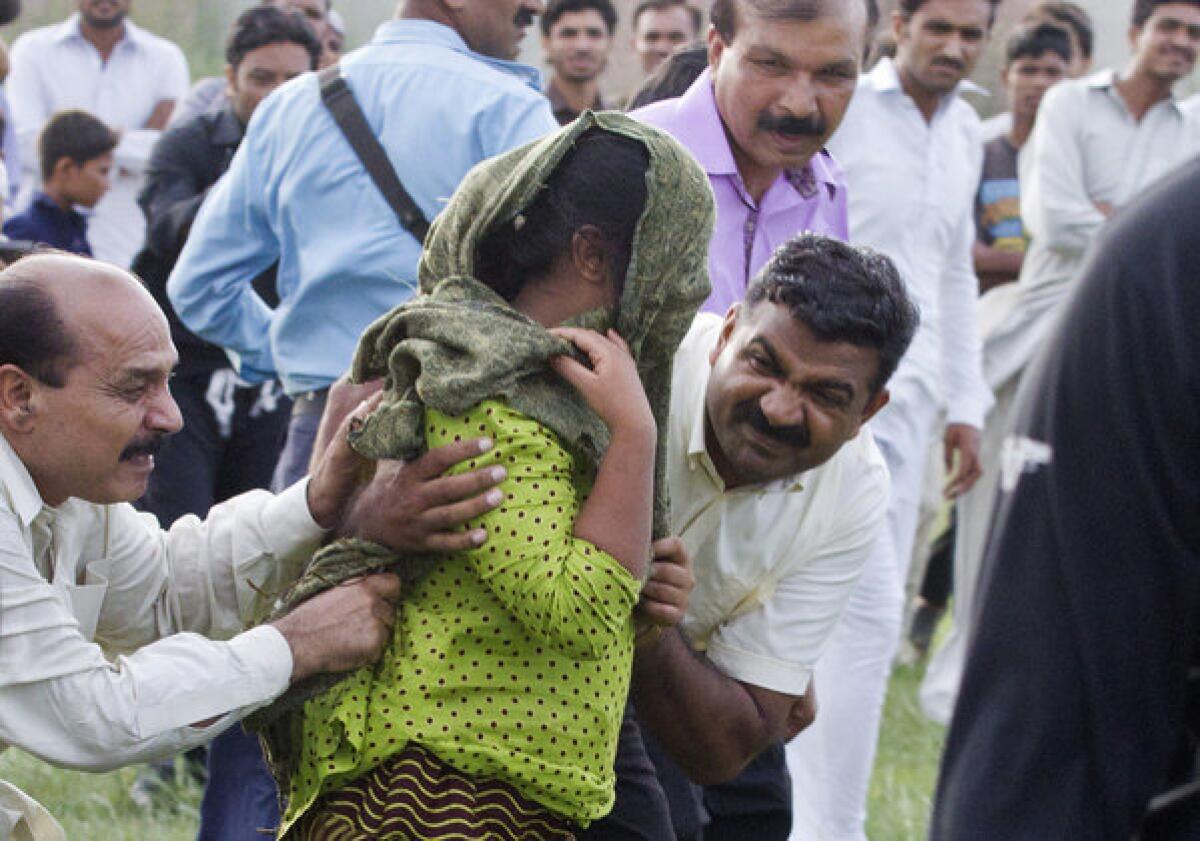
[0,432,47,529]
[1085,68,1182,111]
[54,13,147,54]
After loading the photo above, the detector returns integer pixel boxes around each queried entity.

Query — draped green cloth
[248,111,715,787]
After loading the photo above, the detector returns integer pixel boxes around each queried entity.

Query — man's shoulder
[811,425,890,510]
[9,21,63,53]
[125,21,187,63]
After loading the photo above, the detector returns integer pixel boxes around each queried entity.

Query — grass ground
[0,663,946,840]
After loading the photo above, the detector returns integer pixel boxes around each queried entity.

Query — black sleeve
[138,120,212,261]
[931,160,1200,840]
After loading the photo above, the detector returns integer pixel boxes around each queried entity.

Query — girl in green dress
[266,113,714,839]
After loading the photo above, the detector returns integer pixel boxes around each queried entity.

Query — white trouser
[787,381,940,841]
[0,780,65,841]
[918,375,1018,724]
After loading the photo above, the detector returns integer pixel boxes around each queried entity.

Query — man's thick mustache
[120,436,166,462]
[739,403,810,449]
[757,112,827,138]
[932,57,966,72]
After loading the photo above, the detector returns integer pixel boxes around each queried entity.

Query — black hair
[0,0,20,26]
[632,0,703,34]
[626,44,707,110]
[227,5,323,71]
[38,110,117,182]
[1006,23,1072,67]
[898,0,1001,27]
[0,266,78,388]
[475,129,650,303]
[711,0,871,44]
[1132,0,1200,27]
[1024,2,1094,59]
[746,235,919,396]
[541,0,619,36]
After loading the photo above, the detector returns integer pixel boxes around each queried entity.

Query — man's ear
[1128,24,1143,53]
[890,9,907,47]
[707,22,725,71]
[708,302,741,366]
[859,387,890,426]
[224,63,237,98]
[51,156,76,183]
[0,365,38,434]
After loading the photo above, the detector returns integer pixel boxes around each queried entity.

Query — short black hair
[38,111,117,182]
[1132,0,1200,27]
[0,263,78,388]
[1005,23,1072,67]
[746,235,919,396]
[711,0,870,44]
[541,0,619,36]
[475,128,649,303]
[227,5,323,71]
[632,0,703,34]
[0,0,20,26]
[626,44,707,110]
[1024,2,1093,59]
[898,0,1001,27]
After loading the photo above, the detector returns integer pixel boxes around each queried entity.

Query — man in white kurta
[920,0,1200,727]
[787,2,996,838]
[6,3,189,266]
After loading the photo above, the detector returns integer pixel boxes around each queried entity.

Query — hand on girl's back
[549,327,655,437]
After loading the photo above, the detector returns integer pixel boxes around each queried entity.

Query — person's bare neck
[1008,110,1035,148]
[397,1,452,29]
[41,182,74,212]
[1114,64,1174,123]
[79,19,126,63]
[551,75,601,115]
[897,62,944,123]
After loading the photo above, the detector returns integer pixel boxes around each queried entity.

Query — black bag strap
[318,64,430,243]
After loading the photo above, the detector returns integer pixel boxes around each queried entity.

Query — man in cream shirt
[0,254,506,839]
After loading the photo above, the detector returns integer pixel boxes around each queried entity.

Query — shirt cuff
[262,477,328,560]
[946,388,994,430]
[705,638,812,698]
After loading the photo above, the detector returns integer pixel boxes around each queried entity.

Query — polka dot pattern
[282,400,641,833]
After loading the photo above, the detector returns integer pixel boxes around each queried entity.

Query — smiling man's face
[704,300,885,489]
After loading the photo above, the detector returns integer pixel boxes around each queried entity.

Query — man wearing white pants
[786,1,996,838]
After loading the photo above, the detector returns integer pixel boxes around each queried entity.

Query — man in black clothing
[931,156,1200,840]
[128,7,321,838]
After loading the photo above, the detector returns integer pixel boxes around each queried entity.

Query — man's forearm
[631,628,778,785]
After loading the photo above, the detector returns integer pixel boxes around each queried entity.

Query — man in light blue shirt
[169,0,556,485]
[166,2,555,837]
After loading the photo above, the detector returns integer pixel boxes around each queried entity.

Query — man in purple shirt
[631,0,862,318]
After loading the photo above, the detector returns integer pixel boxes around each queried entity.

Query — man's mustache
[119,436,166,462]
[757,111,827,138]
[738,402,810,449]
[932,56,966,73]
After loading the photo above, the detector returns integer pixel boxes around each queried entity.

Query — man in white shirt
[786,2,996,839]
[6,0,190,268]
[921,0,1200,729]
[0,254,506,838]
[585,235,917,840]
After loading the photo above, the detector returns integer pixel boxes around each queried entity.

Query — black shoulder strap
[318,64,430,244]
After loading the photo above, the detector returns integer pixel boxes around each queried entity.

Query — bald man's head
[0,254,163,387]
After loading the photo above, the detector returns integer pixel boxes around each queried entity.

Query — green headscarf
[249,112,714,778]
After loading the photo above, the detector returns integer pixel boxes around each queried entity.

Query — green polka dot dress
[281,400,642,835]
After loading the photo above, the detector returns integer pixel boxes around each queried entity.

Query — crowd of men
[1,0,1199,839]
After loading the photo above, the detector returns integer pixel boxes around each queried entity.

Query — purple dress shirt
[632,68,849,316]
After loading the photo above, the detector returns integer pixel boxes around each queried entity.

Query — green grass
[0,664,946,839]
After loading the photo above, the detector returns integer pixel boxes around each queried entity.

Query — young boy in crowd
[2,110,115,255]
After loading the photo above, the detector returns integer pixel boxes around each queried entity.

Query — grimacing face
[893,0,991,100]
[78,0,130,29]
[708,4,863,191]
[1129,2,1200,85]
[704,300,887,489]
[634,5,698,74]
[226,41,315,125]
[455,0,546,61]
[23,274,182,507]
[544,8,613,84]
